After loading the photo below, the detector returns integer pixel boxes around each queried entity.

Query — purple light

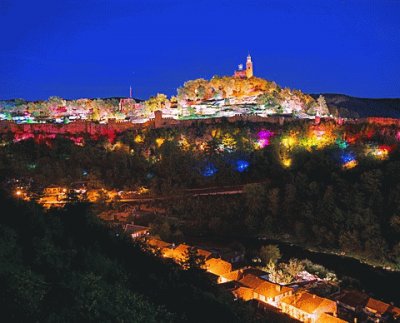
[258,129,273,140]
[257,130,273,148]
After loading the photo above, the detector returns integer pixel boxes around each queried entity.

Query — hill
[311,93,400,118]
[0,194,261,322]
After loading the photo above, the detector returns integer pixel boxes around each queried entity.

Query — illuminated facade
[234,55,253,79]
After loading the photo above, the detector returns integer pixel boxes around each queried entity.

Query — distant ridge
[311,93,400,118]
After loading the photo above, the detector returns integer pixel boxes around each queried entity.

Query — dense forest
[1,120,400,268]
[0,194,269,322]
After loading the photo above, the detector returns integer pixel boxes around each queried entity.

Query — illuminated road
[117,184,245,202]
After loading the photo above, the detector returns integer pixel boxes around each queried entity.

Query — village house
[162,243,213,264]
[218,267,267,284]
[233,286,255,301]
[39,185,68,207]
[238,273,266,290]
[230,272,294,309]
[364,297,400,322]
[336,290,369,313]
[204,258,232,277]
[318,313,347,323]
[124,224,150,239]
[280,292,339,323]
[253,280,293,308]
[146,238,171,252]
[336,290,400,322]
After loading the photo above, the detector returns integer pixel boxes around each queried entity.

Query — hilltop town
[0,56,332,125]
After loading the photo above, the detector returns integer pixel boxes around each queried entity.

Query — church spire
[246,54,253,78]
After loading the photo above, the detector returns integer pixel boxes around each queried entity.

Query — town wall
[0,114,399,139]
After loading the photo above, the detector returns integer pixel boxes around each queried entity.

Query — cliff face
[311,94,400,118]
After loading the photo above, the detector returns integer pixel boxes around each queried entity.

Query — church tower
[246,54,253,78]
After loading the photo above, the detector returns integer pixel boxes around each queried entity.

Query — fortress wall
[1,115,399,139]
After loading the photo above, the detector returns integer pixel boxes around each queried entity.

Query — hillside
[0,194,261,322]
[312,94,400,118]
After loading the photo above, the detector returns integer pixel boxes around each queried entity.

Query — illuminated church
[234,55,253,79]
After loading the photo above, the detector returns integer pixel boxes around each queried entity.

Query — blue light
[341,152,355,164]
[202,163,217,177]
[235,160,249,172]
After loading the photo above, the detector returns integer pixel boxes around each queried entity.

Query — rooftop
[281,292,336,315]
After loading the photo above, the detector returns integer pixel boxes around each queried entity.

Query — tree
[259,245,281,265]
[316,95,329,116]
[144,93,169,113]
[243,183,265,215]
[282,258,304,279]
[390,215,400,234]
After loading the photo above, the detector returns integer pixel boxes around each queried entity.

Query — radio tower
[129,85,132,98]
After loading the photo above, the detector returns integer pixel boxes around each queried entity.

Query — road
[117,184,246,202]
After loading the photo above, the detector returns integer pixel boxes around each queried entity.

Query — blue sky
[1,0,399,100]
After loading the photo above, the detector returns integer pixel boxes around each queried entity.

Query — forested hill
[0,194,261,323]
[311,93,400,118]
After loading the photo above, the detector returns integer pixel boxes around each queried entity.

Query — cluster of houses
[335,290,400,322]
[142,236,344,323]
[133,233,400,323]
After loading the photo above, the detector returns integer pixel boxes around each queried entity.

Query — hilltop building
[234,54,253,79]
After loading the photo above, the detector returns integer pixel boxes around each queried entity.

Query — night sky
[1,0,399,100]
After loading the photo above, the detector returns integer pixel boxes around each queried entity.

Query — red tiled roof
[147,238,171,249]
[254,281,292,298]
[365,297,391,315]
[233,287,254,301]
[205,258,232,276]
[125,224,149,235]
[219,269,243,283]
[281,292,336,315]
[389,306,400,318]
[197,248,212,260]
[336,290,369,309]
[238,274,265,289]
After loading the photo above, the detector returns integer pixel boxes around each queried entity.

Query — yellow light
[282,158,292,168]
[16,190,22,196]
[155,138,165,147]
[343,160,358,169]
[134,134,144,144]
[281,136,296,148]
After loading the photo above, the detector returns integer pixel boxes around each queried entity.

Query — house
[238,273,266,290]
[254,280,293,308]
[280,292,338,323]
[388,306,400,320]
[147,238,171,250]
[162,244,213,264]
[232,286,254,301]
[231,272,293,308]
[319,313,347,323]
[204,258,232,277]
[218,267,267,284]
[43,185,67,196]
[124,224,150,239]
[336,290,369,313]
[364,297,400,321]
